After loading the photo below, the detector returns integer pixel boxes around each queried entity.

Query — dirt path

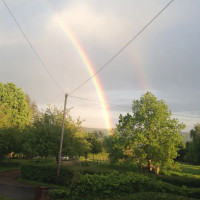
[0,170,35,200]
[0,170,22,186]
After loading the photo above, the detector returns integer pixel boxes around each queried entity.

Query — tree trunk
[156,166,160,175]
[148,159,152,172]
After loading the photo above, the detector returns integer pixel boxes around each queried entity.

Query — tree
[0,82,31,128]
[185,124,200,164]
[86,131,103,160]
[0,82,32,163]
[22,106,88,162]
[103,133,125,163]
[115,92,185,173]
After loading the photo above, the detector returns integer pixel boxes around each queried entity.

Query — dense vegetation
[1,82,200,200]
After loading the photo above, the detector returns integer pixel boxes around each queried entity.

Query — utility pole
[56,93,68,184]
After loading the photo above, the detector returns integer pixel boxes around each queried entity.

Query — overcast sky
[1,0,200,131]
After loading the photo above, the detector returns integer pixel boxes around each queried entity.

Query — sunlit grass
[180,164,200,176]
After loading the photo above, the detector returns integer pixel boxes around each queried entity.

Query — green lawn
[181,164,200,176]
[0,197,12,200]
[0,158,56,173]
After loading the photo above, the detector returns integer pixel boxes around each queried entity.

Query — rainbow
[130,53,149,91]
[54,16,113,133]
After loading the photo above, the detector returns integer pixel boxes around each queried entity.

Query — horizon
[1,0,200,132]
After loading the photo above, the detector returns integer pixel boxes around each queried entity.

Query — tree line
[0,82,103,164]
[0,82,199,172]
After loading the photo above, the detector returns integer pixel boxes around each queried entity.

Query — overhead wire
[69,0,175,95]
[69,95,200,119]
[3,0,200,120]
[69,95,131,108]
[2,0,65,94]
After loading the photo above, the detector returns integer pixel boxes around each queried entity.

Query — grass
[0,197,12,200]
[0,167,19,173]
[180,164,200,176]
[18,178,66,190]
[80,152,109,161]
[123,192,198,200]
[0,158,56,174]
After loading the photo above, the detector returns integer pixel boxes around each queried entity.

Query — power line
[2,0,65,94]
[69,95,131,108]
[173,113,200,119]
[69,95,200,119]
[69,0,175,95]
[4,0,199,121]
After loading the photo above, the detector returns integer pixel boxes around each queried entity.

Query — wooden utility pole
[56,93,68,184]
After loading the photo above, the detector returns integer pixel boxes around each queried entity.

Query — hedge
[21,164,113,186]
[21,164,73,186]
[72,172,200,199]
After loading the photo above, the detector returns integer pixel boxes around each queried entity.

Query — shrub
[72,172,200,199]
[123,192,197,200]
[49,189,70,200]
[21,164,74,186]
[72,172,162,198]
[157,174,200,188]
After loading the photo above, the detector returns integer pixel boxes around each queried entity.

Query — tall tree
[185,124,200,164]
[0,82,31,128]
[23,106,88,162]
[115,92,185,173]
[86,131,103,160]
[0,82,32,163]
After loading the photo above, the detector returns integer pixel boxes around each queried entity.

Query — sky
[0,0,200,132]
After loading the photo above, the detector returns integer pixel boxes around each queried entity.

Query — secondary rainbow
[54,16,113,132]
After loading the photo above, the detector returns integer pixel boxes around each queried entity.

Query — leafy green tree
[103,133,125,163]
[0,82,31,128]
[26,94,39,124]
[185,124,200,164]
[0,82,32,163]
[0,104,11,129]
[190,123,200,140]
[115,92,185,173]
[23,106,88,162]
[86,131,103,160]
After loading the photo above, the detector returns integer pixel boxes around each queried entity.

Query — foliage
[72,172,160,198]
[20,162,200,199]
[21,164,74,186]
[22,106,89,160]
[113,92,185,170]
[184,124,200,164]
[49,189,70,200]
[72,172,200,199]
[0,82,31,128]
[0,197,12,200]
[120,192,197,200]
[48,190,198,200]
[0,82,32,163]
[155,173,200,188]
[86,131,103,159]
[103,133,125,163]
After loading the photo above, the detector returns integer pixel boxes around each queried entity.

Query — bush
[21,164,74,186]
[157,173,200,188]
[72,172,200,199]
[49,189,70,200]
[72,172,162,198]
[124,192,197,200]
